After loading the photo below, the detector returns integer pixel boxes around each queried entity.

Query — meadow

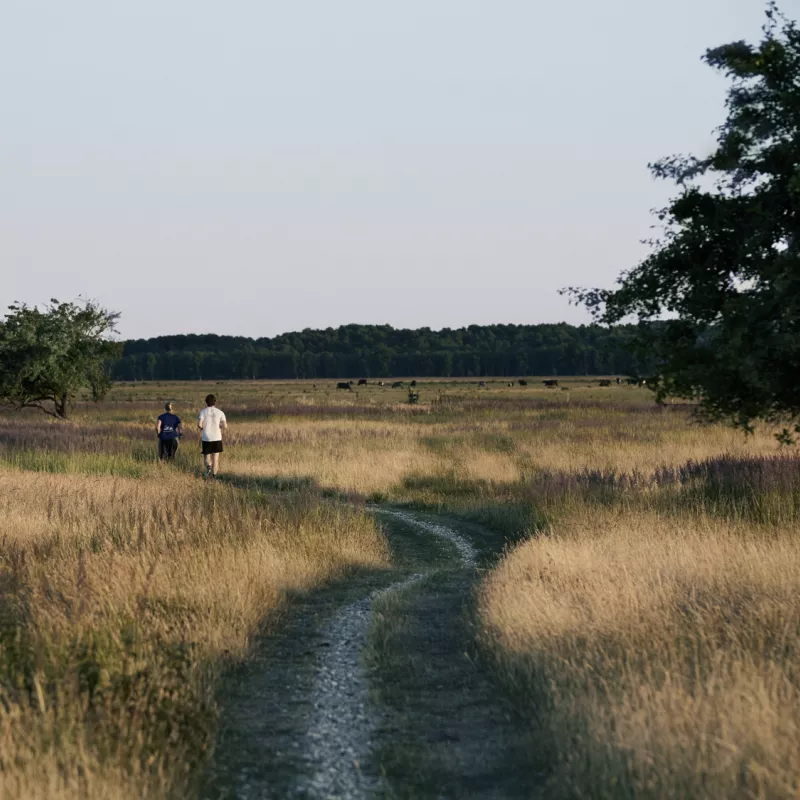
[0,377,797,797]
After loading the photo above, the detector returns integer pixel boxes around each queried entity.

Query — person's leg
[211,452,220,476]
[158,439,165,461]
[166,439,178,461]
[203,451,212,476]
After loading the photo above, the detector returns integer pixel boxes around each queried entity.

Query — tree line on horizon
[112,323,654,381]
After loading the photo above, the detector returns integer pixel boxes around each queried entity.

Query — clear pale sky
[2,1,784,339]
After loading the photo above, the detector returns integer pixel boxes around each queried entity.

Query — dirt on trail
[199,508,538,800]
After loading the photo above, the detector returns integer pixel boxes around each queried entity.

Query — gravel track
[297,509,477,798]
[296,574,423,799]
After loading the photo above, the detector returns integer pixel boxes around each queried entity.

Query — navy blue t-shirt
[158,413,181,440]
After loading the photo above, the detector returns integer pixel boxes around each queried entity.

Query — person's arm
[220,412,228,431]
[176,417,183,437]
[197,410,204,431]
[156,418,162,437]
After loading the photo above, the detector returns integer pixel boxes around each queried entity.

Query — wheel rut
[297,573,423,799]
[201,508,533,799]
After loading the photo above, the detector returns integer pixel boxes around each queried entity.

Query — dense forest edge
[113,323,653,380]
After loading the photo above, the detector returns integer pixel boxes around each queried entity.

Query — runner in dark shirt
[156,402,183,461]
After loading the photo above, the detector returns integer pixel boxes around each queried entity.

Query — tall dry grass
[218,412,784,502]
[2,379,794,797]
[0,467,387,798]
[479,509,800,798]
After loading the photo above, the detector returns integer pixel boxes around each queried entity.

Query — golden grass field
[1,377,798,797]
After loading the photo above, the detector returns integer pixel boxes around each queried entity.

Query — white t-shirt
[198,406,227,442]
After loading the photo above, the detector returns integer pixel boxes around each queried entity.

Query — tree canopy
[568,5,800,434]
[112,323,653,381]
[0,299,121,419]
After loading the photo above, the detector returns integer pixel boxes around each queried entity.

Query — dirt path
[200,508,535,799]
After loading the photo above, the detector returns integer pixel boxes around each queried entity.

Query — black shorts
[158,438,179,460]
[202,440,224,455]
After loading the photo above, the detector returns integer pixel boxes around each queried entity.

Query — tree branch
[21,402,62,419]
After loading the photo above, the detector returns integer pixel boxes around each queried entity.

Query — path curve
[374,508,477,567]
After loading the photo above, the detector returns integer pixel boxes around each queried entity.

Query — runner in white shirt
[197,394,228,479]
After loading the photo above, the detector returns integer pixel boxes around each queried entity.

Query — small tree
[567,5,800,434]
[0,299,122,419]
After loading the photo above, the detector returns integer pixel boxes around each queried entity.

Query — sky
[1,1,787,340]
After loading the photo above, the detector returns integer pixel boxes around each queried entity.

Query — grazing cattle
[410,380,417,387]
[336,382,352,391]
[377,381,385,386]
[518,379,528,386]
[508,382,514,387]
[616,377,621,385]
[478,381,487,388]
[599,379,612,387]
[391,381,404,388]
[543,379,559,388]
[357,379,368,386]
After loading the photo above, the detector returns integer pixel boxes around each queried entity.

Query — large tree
[0,299,121,419]
[568,5,800,434]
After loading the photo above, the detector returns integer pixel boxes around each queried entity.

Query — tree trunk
[55,394,69,419]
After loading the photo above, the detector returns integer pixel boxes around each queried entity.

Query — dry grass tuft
[479,509,800,798]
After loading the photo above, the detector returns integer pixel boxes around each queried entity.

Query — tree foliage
[0,299,122,419]
[567,5,800,433]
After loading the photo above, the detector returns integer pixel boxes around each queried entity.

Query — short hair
[164,401,173,412]
[205,394,216,406]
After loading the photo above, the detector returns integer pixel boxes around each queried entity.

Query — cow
[410,380,417,387]
[518,379,528,386]
[391,381,404,388]
[508,382,514,387]
[543,379,559,388]
[599,379,612,387]
[357,379,368,386]
[616,377,621,385]
[478,381,487,388]
[336,382,352,391]
[626,378,639,386]
[377,381,385,386]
